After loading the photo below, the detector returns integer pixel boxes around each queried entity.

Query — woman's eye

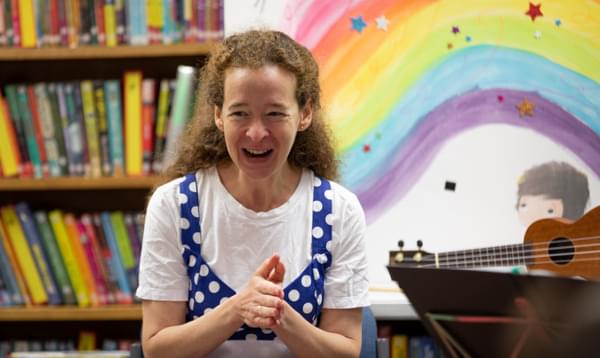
[267,112,287,119]
[229,111,248,118]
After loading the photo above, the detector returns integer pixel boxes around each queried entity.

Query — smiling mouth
[243,148,273,158]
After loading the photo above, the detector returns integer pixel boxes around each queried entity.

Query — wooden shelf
[0,304,142,321]
[0,43,216,61]
[0,176,162,191]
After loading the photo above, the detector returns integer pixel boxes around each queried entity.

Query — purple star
[452,26,460,34]
[351,16,367,33]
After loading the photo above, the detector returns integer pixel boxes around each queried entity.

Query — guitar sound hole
[548,237,575,265]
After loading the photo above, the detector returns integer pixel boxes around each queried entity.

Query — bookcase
[0,43,213,353]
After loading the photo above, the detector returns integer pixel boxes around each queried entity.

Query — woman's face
[214,65,312,180]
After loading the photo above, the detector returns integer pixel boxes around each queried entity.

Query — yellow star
[516,98,535,117]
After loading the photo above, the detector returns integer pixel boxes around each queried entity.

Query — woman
[137,30,369,357]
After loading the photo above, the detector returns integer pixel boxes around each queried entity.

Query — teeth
[246,149,269,155]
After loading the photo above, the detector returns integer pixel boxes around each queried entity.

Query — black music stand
[387,266,600,358]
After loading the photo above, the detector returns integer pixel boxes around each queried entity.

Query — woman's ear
[214,105,224,131]
[299,100,313,131]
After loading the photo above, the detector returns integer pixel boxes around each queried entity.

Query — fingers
[267,260,285,285]
[255,254,281,279]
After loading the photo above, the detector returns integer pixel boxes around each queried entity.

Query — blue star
[465,35,472,42]
[555,19,562,26]
[351,16,367,33]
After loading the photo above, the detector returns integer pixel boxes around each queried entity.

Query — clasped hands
[235,254,286,329]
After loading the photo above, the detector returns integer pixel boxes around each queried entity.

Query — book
[48,210,90,307]
[91,213,127,304]
[124,71,143,176]
[33,210,76,305]
[93,81,112,176]
[17,0,35,47]
[16,85,43,178]
[81,213,115,304]
[104,80,124,176]
[77,219,109,305]
[3,84,32,177]
[0,221,23,305]
[99,212,132,304]
[151,78,173,173]
[80,80,102,177]
[0,206,47,304]
[0,95,20,177]
[64,213,99,306]
[33,83,62,177]
[26,85,49,177]
[162,65,196,169]
[63,82,86,176]
[46,83,69,176]
[141,78,156,175]
[110,211,137,293]
[15,203,62,305]
[0,221,30,305]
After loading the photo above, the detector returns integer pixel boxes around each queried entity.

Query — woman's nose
[246,118,269,141]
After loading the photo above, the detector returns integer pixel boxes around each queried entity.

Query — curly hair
[162,30,339,182]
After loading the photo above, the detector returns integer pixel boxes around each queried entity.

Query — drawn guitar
[389,205,600,280]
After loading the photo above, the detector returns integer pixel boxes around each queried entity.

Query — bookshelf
[0,40,211,352]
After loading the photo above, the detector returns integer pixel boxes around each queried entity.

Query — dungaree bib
[178,173,333,340]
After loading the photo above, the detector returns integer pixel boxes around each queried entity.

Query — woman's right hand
[234,254,286,329]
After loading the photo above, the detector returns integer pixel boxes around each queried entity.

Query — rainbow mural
[279,0,600,223]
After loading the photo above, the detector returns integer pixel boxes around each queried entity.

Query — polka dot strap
[311,176,333,271]
[179,173,202,253]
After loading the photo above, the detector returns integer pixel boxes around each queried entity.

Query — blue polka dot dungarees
[178,173,333,340]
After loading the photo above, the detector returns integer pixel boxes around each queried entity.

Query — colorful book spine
[55,83,73,176]
[80,80,102,177]
[127,0,147,45]
[46,83,69,176]
[33,210,76,305]
[114,0,126,44]
[103,0,117,46]
[124,71,143,176]
[33,83,61,177]
[163,66,196,169]
[146,0,163,44]
[26,85,49,177]
[110,211,138,293]
[0,95,20,177]
[0,222,30,305]
[4,84,31,177]
[15,203,62,305]
[76,220,108,305]
[63,213,98,306]
[104,80,124,176]
[48,210,89,307]
[92,213,125,304]
[0,206,47,304]
[9,0,20,47]
[71,82,91,176]
[0,222,24,305]
[15,85,43,178]
[141,78,155,175]
[93,81,112,176]
[151,78,172,174]
[100,212,132,303]
[17,0,35,47]
[63,82,86,176]
[94,0,106,46]
[57,0,69,46]
[81,213,115,304]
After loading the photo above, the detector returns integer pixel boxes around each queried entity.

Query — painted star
[375,15,389,31]
[452,26,460,34]
[465,35,472,42]
[497,95,504,102]
[526,2,543,22]
[534,30,542,39]
[363,144,371,153]
[555,19,562,27]
[351,16,367,33]
[516,98,535,117]
[447,42,453,50]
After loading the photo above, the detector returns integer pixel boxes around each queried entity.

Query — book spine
[0,222,30,305]
[9,0,20,47]
[33,210,76,305]
[63,82,86,176]
[146,0,163,44]
[71,82,91,176]
[57,0,68,46]
[100,212,132,303]
[163,66,195,169]
[124,71,143,176]
[0,206,47,304]
[76,220,108,305]
[141,78,155,176]
[55,83,73,176]
[94,0,105,46]
[0,95,20,177]
[104,80,124,176]
[80,80,102,177]
[15,203,62,305]
[151,78,171,174]
[26,85,49,177]
[0,222,23,305]
[103,0,116,46]
[93,80,112,176]
[110,211,138,295]
[91,213,123,304]
[48,210,90,307]
[63,213,98,306]
[46,83,69,176]
[81,213,115,304]
[17,0,35,47]
[15,85,43,178]
[3,85,32,177]
[113,0,125,44]
[33,83,61,177]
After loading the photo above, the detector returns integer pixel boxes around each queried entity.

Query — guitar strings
[417,255,600,269]
[408,235,600,268]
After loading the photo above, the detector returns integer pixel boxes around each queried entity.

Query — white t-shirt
[136,167,369,357]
